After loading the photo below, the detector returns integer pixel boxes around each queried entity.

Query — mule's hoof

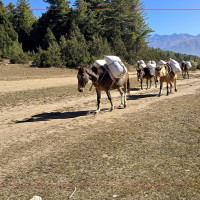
[158,94,161,97]
[94,110,100,114]
[175,89,177,92]
[118,104,124,109]
[110,107,114,112]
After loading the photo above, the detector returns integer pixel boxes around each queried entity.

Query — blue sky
[3,0,200,36]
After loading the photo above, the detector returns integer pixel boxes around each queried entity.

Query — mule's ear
[76,66,81,70]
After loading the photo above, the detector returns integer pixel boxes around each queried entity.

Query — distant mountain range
[147,33,200,57]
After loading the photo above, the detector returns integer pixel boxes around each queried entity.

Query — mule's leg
[170,83,173,94]
[188,71,189,79]
[158,81,163,97]
[154,76,158,88]
[118,88,125,109]
[174,79,177,92]
[106,90,114,111]
[150,79,152,89]
[140,79,143,90]
[167,82,169,96]
[95,89,101,113]
[184,72,186,79]
[123,87,127,108]
[146,79,148,90]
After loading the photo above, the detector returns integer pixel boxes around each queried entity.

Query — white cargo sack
[159,60,167,65]
[137,60,146,68]
[104,56,127,79]
[93,60,106,68]
[140,63,146,68]
[170,58,182,74]
[104,56,121,65]
[157,60,167,67]
[186,61,192,68]
[147,60,156,75]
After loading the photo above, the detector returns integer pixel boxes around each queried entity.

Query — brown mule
[181,62,190,79]
[77,64,130,113]
[136,63,157,90]
[155,64,177,97]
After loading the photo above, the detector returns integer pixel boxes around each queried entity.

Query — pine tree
[6,3,15,23]
[88,36,112,61]
[43,0,71,38]
[0,2,18,57]
[60,21,90,67]
[13,0,35,51]
[74,0,106,40]
[42,27,57,50]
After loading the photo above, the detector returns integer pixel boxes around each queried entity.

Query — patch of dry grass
[0,84,93,109]
[0,76,138,109]
[0,64,76,81]
[0,92,199,199]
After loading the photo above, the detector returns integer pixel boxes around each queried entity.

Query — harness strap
[102,65,118,90]
[166,63,173,74]
[96,66,107,85]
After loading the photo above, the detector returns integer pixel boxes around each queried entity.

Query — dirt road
[0,66,200,199]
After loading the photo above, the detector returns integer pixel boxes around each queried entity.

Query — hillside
[147,34,200,56]
[168,38,200,56]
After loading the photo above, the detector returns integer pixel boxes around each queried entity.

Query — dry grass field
[0,62,200,199]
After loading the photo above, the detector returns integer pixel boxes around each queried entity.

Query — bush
[33,42,63,68]
[196,63,200,70]
[60,35,90,68]
[33,47,43,67]
[9,42,29,64]
[26,50,36,61]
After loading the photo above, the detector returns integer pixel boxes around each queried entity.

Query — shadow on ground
[16,110,91,123]
[130,87,141,91]
[15,108,112,123]
[128,93,158,100]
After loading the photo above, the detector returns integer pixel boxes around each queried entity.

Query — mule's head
[77,65,89,92]
[155,64,168,79]
[136,66,144,81]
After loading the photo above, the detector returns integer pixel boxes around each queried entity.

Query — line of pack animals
[77,56,192,113]
[136,59,191,96]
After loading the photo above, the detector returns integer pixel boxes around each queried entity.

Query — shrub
[33,42,63,68]
[9,42,29,64]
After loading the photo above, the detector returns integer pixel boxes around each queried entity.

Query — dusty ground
[0,63,200,199]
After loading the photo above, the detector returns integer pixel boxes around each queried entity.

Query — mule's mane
[84,66,102,83]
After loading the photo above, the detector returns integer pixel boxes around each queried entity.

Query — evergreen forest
[0,0,200,68]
